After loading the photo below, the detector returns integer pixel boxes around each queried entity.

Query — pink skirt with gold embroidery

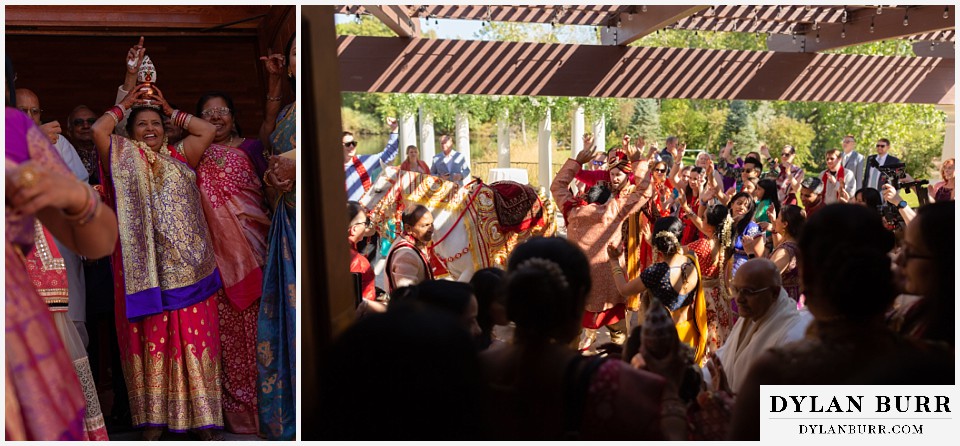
[115,286,224,432]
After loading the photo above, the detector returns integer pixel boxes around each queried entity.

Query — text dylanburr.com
[761,386,958,444]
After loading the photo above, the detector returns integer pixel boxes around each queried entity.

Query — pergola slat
[337,35,954,105]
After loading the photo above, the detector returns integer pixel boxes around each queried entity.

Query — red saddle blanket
[488,181,544,233]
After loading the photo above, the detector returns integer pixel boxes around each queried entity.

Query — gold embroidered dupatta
[109,134,221,320]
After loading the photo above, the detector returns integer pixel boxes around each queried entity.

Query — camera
[868,160,931,230]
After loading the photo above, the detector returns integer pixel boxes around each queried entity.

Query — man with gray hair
[702,259,812,394]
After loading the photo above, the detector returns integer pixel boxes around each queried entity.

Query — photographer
[881,183,917,226]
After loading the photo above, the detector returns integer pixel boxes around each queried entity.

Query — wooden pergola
[302,7,955,437]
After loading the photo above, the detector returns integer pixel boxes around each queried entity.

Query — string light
[930,41,936,52]
[627,13,633,21]
[842,9,848,23]
[877,6,882,15]
[870,17,875,33]
[944,7,950,19]
[816,30,821,43]
[641,5,647,13]
[841,24,846,39]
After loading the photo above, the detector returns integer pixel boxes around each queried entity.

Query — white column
[593,115,606,154]
[497,109,511,168]
[418,107,435,168]
[455,111,471,174]
[538,108,553,190]
[571,104,585,159]
[937,104,955,179]
[399,112,417,160]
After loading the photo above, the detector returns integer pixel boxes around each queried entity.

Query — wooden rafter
[363,4,420,38]
[337,35,954,105]
[601,5,710,46]
[768,5,955,53]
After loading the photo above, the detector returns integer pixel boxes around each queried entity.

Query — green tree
[721,100,758,154]
[759,115,817,171]
[335,15,396,37]
[629,99,661,141]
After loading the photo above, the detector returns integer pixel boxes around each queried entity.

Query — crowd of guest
[326,128,954,440]
[5,35,296,441]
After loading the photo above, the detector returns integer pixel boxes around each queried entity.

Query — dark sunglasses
[654,168,667,173]
[343,141,358,147]
[72,118,97,127]
[876,144,887,148]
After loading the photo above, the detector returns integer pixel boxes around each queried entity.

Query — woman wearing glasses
[194,91,271,435]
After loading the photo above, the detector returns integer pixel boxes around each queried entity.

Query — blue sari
[257,102,296,440]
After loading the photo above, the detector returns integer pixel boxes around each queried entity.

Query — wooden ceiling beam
[768,5,955,53]
[362,5,420,38]
[337,35,954,105]
[5,5,269,32]
[601,5,710,46]
[913,41,956,58]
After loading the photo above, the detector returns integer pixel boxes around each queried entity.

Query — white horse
[360,166,555,282]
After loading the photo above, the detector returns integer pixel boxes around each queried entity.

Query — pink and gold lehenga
[103,134,224,433]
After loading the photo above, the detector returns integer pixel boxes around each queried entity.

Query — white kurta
[703,289,813,393]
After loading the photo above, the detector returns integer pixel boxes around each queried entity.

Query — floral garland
[130,135,170,164]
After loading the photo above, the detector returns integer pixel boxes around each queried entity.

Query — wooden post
[418,106,435,168]
[538,108,553,190]
[302,5,351,437]
[498,109,511,168]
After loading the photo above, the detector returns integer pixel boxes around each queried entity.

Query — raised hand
[574,142,596,165]
[259,48,286,77]
[386,117,399,132]
[126,36,146,74]
[606,242,623,259]
[144,84,174,117]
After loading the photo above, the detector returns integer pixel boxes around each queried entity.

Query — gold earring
[287,67,293,78]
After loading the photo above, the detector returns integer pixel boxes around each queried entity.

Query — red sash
[385,234,434,290]
[352,156,372,192]
[821,166,845,197]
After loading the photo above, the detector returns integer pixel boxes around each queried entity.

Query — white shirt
[867,153,888,190]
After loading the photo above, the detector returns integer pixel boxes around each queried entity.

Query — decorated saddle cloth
[488,181,545,233]
[109,134,222,320]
